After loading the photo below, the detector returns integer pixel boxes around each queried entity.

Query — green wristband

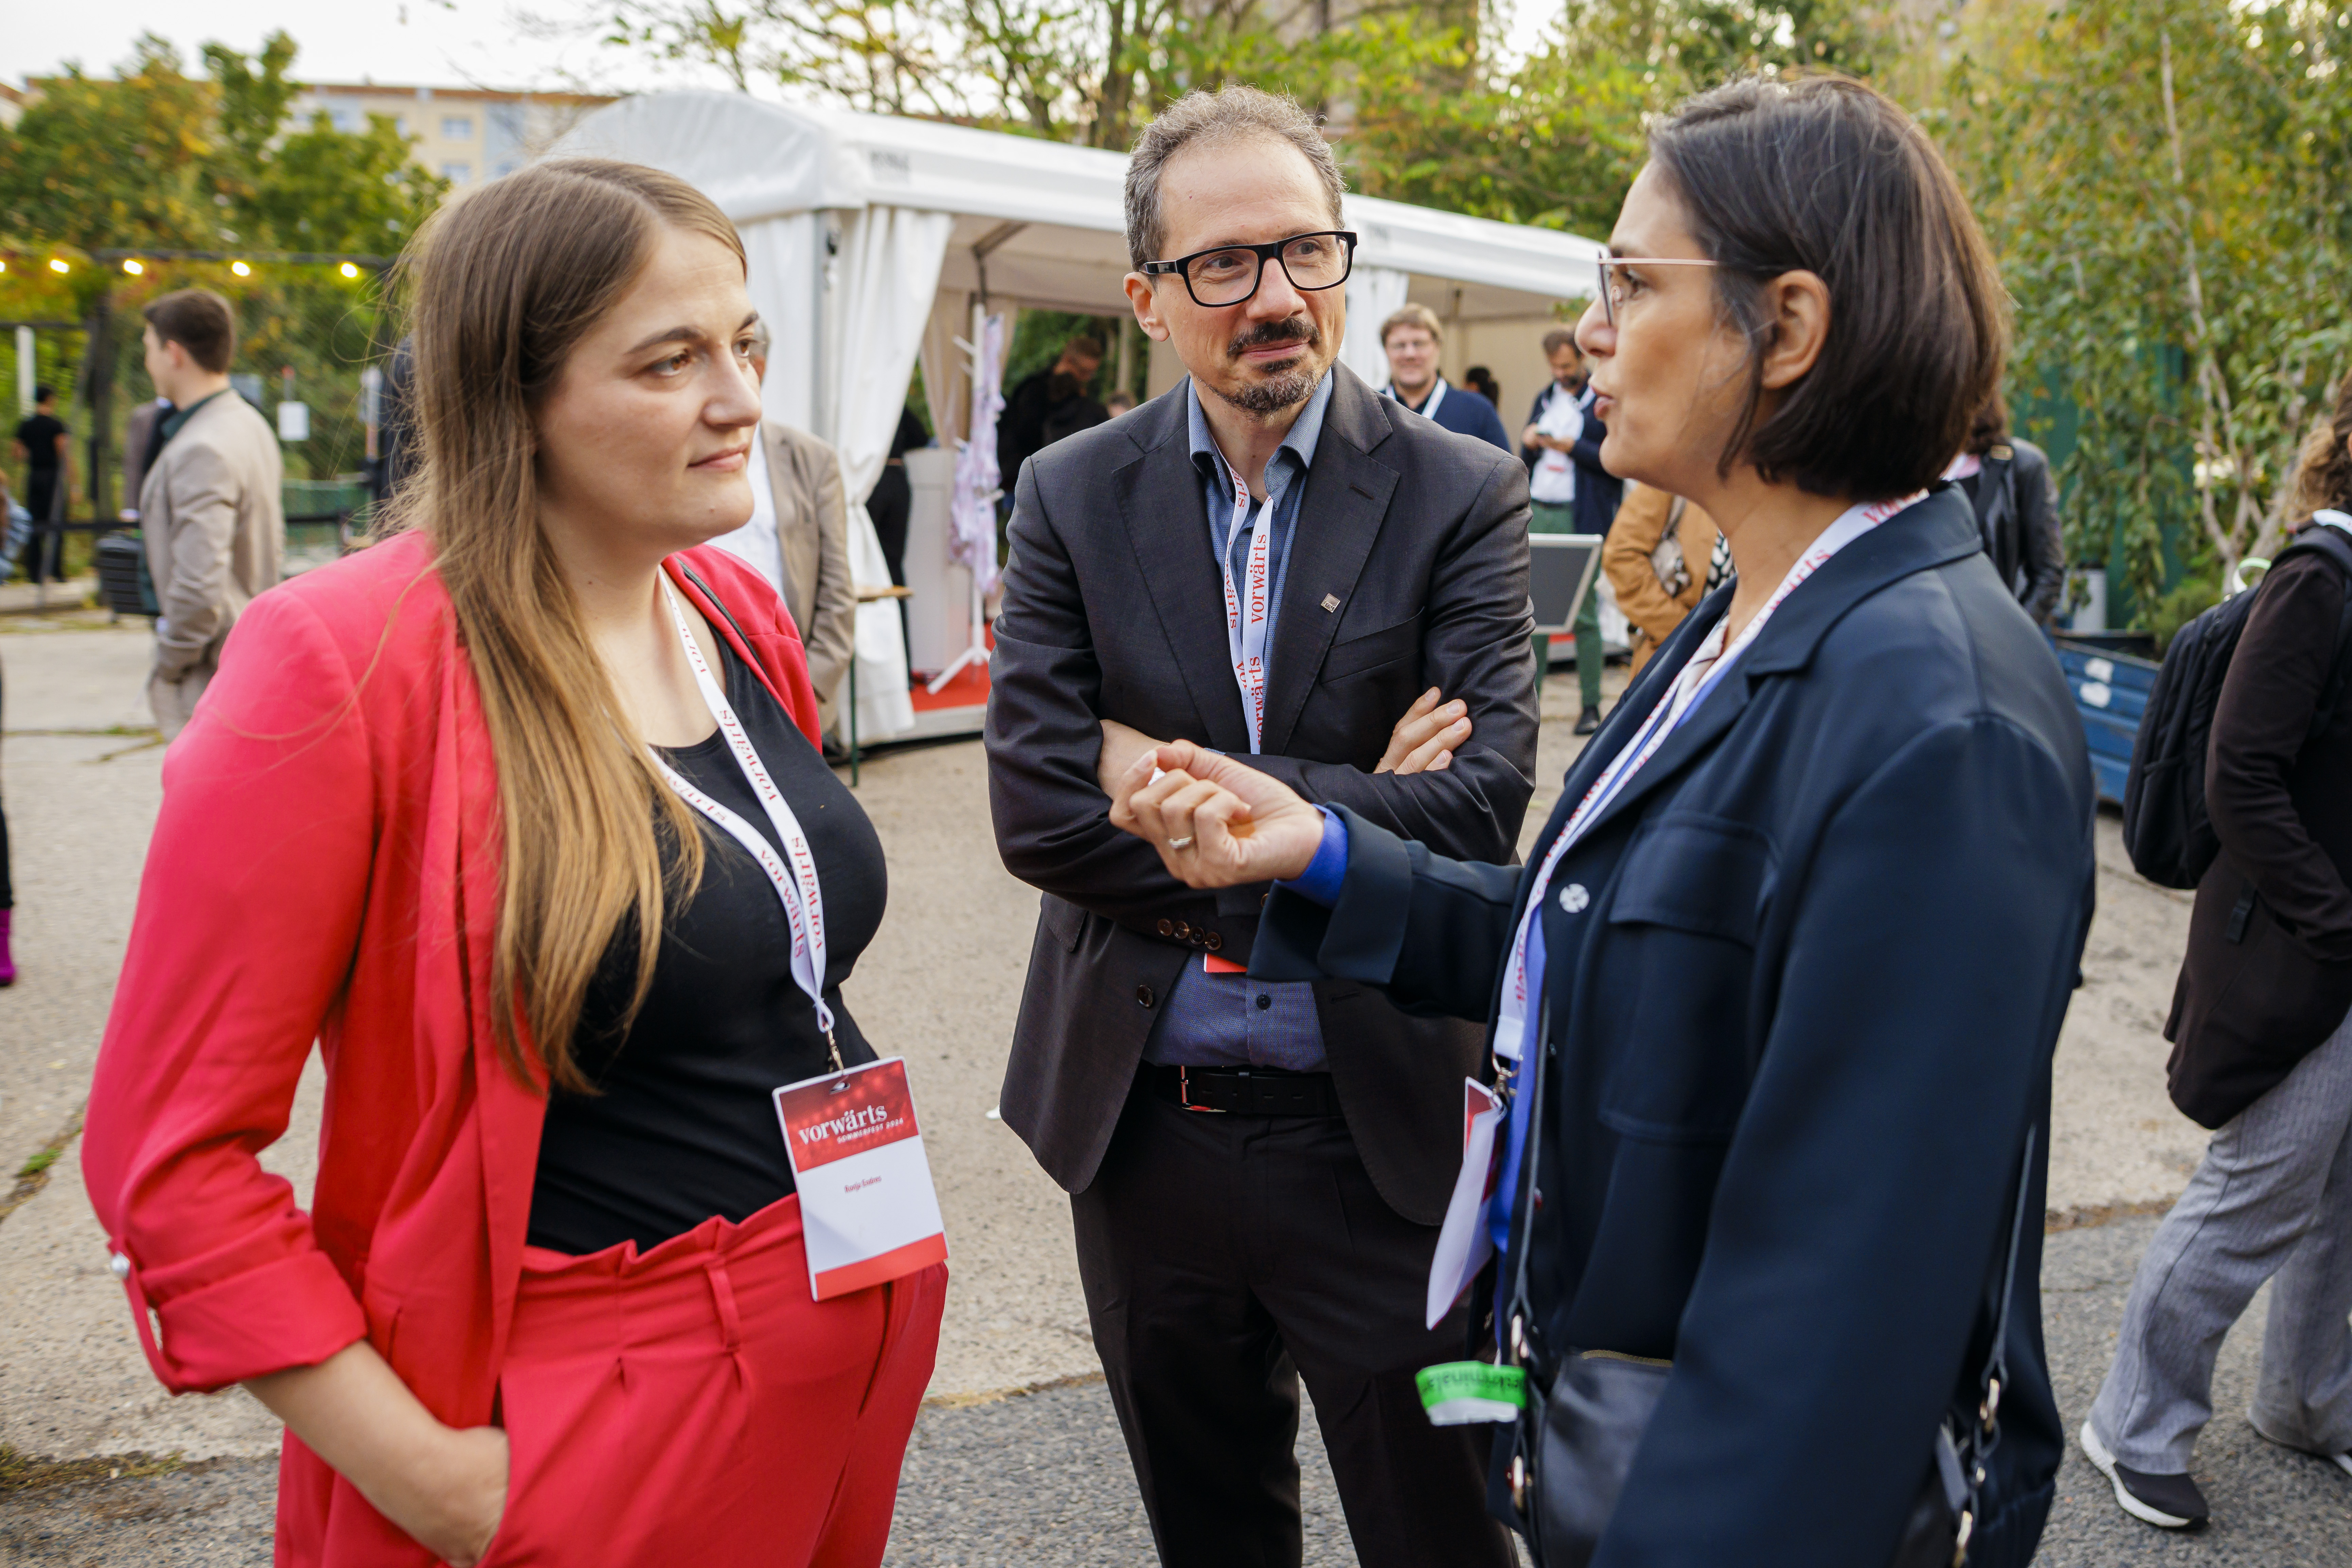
[1417,1360,1526,1426]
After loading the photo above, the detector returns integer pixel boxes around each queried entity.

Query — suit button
[1204,931,1223,951]
[1156,918,1174,936]
[1136,985,1155,1009]
[1172,921,1192,941]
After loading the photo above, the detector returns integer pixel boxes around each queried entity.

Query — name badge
[1425,1078,1504,1329]
[774,1057,949,1301]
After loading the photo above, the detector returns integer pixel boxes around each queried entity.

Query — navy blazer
[1393,379,1512,452]
[1254,488,2095,1566]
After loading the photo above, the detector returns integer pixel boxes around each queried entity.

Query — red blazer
[82,531,820,1416]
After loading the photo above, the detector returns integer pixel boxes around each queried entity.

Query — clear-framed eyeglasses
[1142,231,1358,309]
[1593,255,1720,326]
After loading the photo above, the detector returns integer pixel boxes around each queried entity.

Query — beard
[1215,315,1323,413]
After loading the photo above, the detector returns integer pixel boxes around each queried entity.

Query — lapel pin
[1321,594,1342,613]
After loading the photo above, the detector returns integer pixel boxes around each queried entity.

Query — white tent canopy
[557,92,1603,738]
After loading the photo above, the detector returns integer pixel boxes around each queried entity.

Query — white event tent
[556,91,1603,742]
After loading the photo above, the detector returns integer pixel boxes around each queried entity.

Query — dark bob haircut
[1648,75,2005,500]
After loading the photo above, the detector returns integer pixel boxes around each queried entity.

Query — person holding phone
[1106,75,2096,1566]
[82,159,943,1568]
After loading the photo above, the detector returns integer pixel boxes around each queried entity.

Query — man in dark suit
[984,84,1535,1568]
[1522,327,1624,732]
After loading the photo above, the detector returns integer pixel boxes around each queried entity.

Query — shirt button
[1156,918,1174,937]
[1136,985,1156,1008]
[1560,883,1591,914]
[1255,994,1272,1011]
[109,1252,131,1280]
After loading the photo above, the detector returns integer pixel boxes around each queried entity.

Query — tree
[1931,0,2352,619]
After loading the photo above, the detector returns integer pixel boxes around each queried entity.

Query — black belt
[1146,1064,1340,1117]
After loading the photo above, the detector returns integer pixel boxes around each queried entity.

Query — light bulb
[123,258,144,275]
[231,261,251,278]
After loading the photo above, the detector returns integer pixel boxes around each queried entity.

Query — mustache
[1228,316,1320,359]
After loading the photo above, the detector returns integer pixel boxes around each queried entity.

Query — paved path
[1,620,2330,1564]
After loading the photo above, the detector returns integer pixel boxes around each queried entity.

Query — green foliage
[1930,0,2352,621]
[0,32,447,498]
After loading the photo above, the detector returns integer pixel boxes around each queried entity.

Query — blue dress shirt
[1142,372,1337,1072]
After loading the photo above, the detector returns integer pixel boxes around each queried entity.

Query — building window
[442,116,474,141]
[441,162,473,183]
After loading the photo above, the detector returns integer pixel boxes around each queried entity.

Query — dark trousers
[1073,1079,1515,1568]
[23,470,65,583]
[866,464,912,674]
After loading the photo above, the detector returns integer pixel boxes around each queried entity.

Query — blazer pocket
[1040,893,1086,952]
[1321,612,1423,683]
[1598,815,1775,1141]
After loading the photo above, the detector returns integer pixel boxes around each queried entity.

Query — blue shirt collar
[1187,369,1334,496]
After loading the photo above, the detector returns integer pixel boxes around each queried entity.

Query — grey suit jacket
[141,392,283,681]
[761,421,858,723]
[984,363,1538,1225]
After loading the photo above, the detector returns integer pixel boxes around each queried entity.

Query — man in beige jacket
[138,290,283,738]
[711,323,858,731]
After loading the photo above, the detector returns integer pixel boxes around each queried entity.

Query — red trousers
[277,1195,945,1566]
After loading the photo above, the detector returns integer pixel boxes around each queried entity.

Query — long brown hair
[2292,371,2352,520]
[382,159,743,1090]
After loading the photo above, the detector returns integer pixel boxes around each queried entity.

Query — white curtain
[825,204,956,742]
[951,310,1008,602]
[1339,266,1411,390]
[740,214,821,433]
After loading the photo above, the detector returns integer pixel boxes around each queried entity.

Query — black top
[16,413,66,471]
[528,634,888,1255]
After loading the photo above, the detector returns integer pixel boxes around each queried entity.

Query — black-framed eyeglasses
[1593,255,1719,326]
[1142,231,1358,308]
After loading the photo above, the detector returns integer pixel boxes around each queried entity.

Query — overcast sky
[8,0,711,95]
[12,0,1557,102]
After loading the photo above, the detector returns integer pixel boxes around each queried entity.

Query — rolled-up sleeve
[82,591,377,1392]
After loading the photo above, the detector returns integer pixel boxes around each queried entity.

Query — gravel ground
[14,1217,2352,1565]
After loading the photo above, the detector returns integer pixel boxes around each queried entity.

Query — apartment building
[286,84,620,186]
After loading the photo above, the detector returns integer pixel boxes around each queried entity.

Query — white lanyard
[1490,493,1925,1066]
[651,580,840,1066]
[1215,452,1276,753]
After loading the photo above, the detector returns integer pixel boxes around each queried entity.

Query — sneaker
[2249,1409,2352,1478]
[1573,708,1602,737]
[2080,1420,2208,1529]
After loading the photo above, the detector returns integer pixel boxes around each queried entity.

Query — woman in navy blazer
[1107,76,2093,1567]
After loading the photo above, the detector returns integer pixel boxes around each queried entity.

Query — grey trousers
[2088,1002,2352,1472]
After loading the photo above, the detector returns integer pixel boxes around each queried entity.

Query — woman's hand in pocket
[404,1423,510,1567]
[244,1342,509,1567]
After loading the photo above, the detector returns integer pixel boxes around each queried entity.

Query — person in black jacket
[996,333,1105,496]
[1947,392,2065,622]
[1106,75,2094,1566]
[2082,371,2352,1530]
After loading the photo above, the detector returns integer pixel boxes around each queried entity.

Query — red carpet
[908,625,994,713]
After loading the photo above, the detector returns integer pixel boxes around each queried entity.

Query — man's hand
[1521,424,1545,451]
[1097,718,1164,799]
[1109,741,1324,889]
[1377,687,1470,775]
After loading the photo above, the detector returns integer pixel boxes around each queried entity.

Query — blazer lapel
[1262,372,1398,755]
[1115,386,1252,750]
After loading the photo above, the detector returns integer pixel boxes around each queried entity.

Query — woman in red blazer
[81,161,944,1566]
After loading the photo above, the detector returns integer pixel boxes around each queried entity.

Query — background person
[81,160,942,1568]
[710,319,859,725]
[1603,483,1725,674]
[997,332,1106,492]
[1946,390,2066,623]
[865,400,931,676]
[1379,303,1510,450]
[135,290,283,739]
[1463,363,1503,408]
[13,383,73,584]
[986,85,1534,1568]
[119,394,171,522]
[2080,373,2352,1531]
[1521,326,1623,734]
[1110,74,2092,1566]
